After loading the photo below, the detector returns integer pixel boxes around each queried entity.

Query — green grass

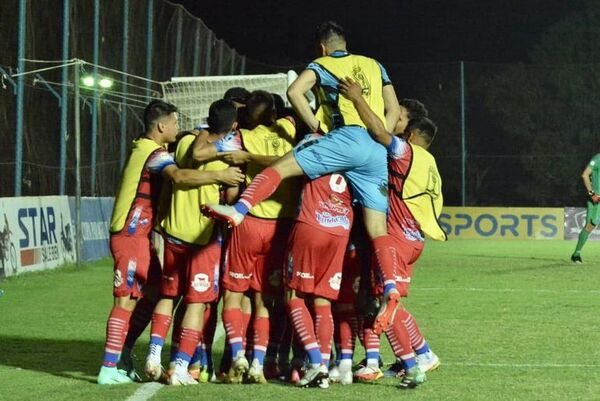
[1,240,599,400]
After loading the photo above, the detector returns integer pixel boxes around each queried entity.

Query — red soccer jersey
[296,173,353,237]
[387,136,424,243]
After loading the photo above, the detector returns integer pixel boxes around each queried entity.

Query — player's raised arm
[162,164,244,187]
[287,69,320,132]
[339,77,393,147]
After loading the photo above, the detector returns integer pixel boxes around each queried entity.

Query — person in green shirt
[571,153,600,263]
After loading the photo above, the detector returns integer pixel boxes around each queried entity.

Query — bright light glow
[98,78,113,89]
[81,75,95,87]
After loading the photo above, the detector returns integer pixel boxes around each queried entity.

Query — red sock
[178,327,201,358]
[253,316,270,363]
[150,313,173,343]
[242,311,252,349]
[334,310,358,360]
[287,298,320,359]
[238,167,282,211]
[222,308,244,356]
[314,304,333,365]
[400,309,426,350]
[372,235,398,291]
[103,306,132,367]
[385,308,415,360]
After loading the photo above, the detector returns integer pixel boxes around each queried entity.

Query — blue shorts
[293,125,388,212]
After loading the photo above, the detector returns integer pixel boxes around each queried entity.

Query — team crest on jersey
[272,139,281,150]
[113,270,123,288]
[378,180,389,198]
[191,273,210,293]
[352,66,371,96]
[329,272,342,291]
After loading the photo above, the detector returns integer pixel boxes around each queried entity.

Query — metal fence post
[120,0,130,171]
[59,0,70,195]
[15,0,27,196]
[460,61,467,206]
[90,0,100,196]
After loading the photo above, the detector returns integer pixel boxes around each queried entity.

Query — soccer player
[97,100,241,385]
[340,77,445,388]
[571,153,600,263]
[284,133,354,388]
[202,21,403,338]
[196,90,299,384]
[143,100,244,385]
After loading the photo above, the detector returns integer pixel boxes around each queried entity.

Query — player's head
[223,87,250,109]
[405,117,437,149]
[394,99,428,134]
[245,90,276,129]
[207,99,238,135]
[144,100,179,142]
[315,21,346,56]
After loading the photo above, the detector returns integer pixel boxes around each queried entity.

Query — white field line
[124,322,225,401]
[444,362,600,368]
[416,287,600,294]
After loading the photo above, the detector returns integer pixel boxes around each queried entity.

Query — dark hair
[399,99,428,120]
[246,90,275,127]
[144,100,178,132]
[315,21,345,44]
[406,117,437,145]
[271,93,286,117]
[207,99,237,134]
[223,87,250,104]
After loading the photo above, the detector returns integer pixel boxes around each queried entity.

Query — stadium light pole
[74,60,82,269]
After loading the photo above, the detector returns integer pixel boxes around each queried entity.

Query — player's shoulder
[590,153,600,165]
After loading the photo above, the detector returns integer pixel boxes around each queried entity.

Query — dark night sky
[172,0,583,66]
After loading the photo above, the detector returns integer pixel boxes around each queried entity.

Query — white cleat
[328,366,340,383]
[145,358,164,381]
[226,351,249,384]
[169,370,198,386]
[339,366,353,385]
[201,204,245,227]
[248,359,267,384]
[297,364,328,388]
[416,350,440,372]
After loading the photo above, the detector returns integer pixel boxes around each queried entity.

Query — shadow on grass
[0,335,227,383]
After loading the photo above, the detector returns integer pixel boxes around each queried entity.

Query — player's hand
[218,167,245,186]
[592,194,600,204]
[339,77,363,102]
[219,150,250,165]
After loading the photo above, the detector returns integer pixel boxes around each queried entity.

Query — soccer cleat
[353,365,384,382]
[297,364,328,388]
[289,368,301,384]
[169,370,198,386]
[571,254,583,264]
[339,366,353,385]
[384,360,405,378]
[416,350,440,373]
[117,349,143,382]
[318,377,330,389]
[97,366,134,385]
[328,366,340,383]
[373,291,400,335]
[264,358,280,380]
[145,358,165,382]
[201,204,245,227]
[198,366,210,383]
[226,351,249,384]
[247,359,268,384]
[398,366,426,389]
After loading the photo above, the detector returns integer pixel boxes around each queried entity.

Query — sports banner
[439,207,564,240]
[0,196,75,278]
[68,197,114,262]
[564,207,600,240]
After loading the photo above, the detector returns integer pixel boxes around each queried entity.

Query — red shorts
[337,245,362,304]
[373,235,424,297]
[223,215,292,295]
[161,238,221,304]
[285,222,349,300]
[110,233,161,298]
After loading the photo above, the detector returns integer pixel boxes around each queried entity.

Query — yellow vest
[403,144,447,241]
[110,137,162,233]
[240,118,299,219]
[160,134,228,245]
[311,54,387,133]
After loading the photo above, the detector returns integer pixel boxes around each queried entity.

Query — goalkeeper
[571,153,600,263]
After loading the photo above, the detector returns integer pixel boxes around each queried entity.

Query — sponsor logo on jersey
[296,271,314,279]
[229,271,252,280]
[113,270,123,288]
[191,273,211,293]
[329,272,342,291]
[316,211,351,230]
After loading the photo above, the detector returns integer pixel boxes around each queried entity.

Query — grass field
[1,239,600,401]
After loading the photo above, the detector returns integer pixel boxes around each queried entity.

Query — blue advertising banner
[68,197,114,262]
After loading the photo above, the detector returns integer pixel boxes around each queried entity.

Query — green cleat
[398,366,426,389]
[97,366,134,385]
[571,254,583,264]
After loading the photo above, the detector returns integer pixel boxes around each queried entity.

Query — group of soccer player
[96,20,447,390]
